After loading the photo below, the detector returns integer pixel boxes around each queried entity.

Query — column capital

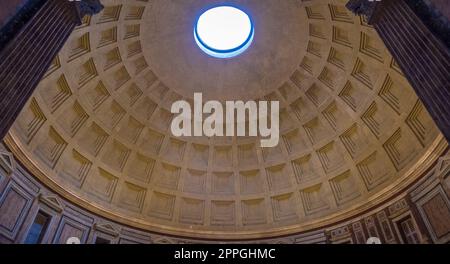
[346,0,385,24]
[75,0,104,22]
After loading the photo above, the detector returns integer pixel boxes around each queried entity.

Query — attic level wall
[0,144,448,244]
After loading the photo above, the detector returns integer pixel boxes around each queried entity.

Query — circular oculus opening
[195,6,254,58]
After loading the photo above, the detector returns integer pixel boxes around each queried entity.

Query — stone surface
[1,0,445,239]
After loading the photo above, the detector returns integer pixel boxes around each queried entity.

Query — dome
[5,0,442,240]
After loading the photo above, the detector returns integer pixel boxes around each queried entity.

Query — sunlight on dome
[195,6,254,58]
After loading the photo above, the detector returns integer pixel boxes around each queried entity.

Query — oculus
[194,6,254,58]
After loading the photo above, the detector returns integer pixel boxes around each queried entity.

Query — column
[0,0,103,140]
[347,0,450,142]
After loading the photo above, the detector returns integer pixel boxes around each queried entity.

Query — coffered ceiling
[5,0,443,239]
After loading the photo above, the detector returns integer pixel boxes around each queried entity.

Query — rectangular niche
[238,144,258,168]
[118,182,147,213]
[338,80,370,112]
[327,47,351,70]
[305,5,326,20]
[351,58,380,90]
[84,168,118,202]
[150,108,173,131]
[303,117,333,145]
[82,81,110,111]
[127,41,142,58]
[44,56,61,77]
[271,193,298,222]
[359,32,384,62]
[0,183,33,239]
[328,4,353,23]
[211,201,235,226]
[300,184,329,215]
[406,101,438,147]
[282,129,308,154]
[77,58,98,88]
[329,170,361,205]
[56,101,89,137]
[305,83,330,108]
[189,144,209,168]
[98,5,122,24]
[240,170,264,195]
[161,138,186,163]
[124,24,140,39]
[378,75,414,115]
[59,149,92,188]
[141,70,157,89]
[103,47,122,71]
[212,172,235,195]
[301,55,315,75]
[242,199,267,226]
[279,109,296,132]
[147,192,175,220]
[132,56,148,75]
[34,127,67,169]
[307,40,324,58]
[117,116,144,144]
[98,27,117,47]
[119,82,144,107]
[183,169,206,194]
[290,97,315,122]
[322,101,352,132]
[339,123,372,159]
[125,6,145,20]
[40,74,72,113]
[361,102,397,138]
[112,67,131,90]
[77,122,109,157]
[134,97,157,121]
[261,144,284,163]
[290,70,308,90]
[150,82,169,100]
[15,98,46,143]
[101,140,131,172]
[154,163,181,190]
[139,128,164,155]
[291,154,320,184]
[96,99,126,130]
[278,82,299,101]
[383,128,421,171]
[266,164,291,191]
[332,26,352,48]
[125,153,155,184]
[213,146,233,168]
[179,198,205,225]
[316,141,346,174]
